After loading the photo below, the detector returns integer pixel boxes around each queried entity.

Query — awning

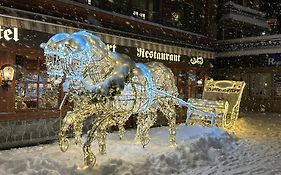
[0,14,215,59]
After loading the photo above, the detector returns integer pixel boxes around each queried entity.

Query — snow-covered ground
[1,113,281,175]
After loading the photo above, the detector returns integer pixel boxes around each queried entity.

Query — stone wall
[0,118,60,149]
[0,110,186,150]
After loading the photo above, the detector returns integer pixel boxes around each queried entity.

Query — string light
[42,31,214,167]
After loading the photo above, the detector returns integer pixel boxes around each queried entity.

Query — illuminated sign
[106,44,116,52]
[137,48,181,62]
[106,44,201,63]
[133,11,146,20]
[268,57,281,66]
[190,56,204,65]
[0,26,19,42]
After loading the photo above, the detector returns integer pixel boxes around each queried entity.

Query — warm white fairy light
[186,80,246,128]
[42,31,214,167]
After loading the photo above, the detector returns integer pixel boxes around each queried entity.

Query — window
[131,0,146,10]
[15,55,60,110]
[131,0,147,20]
[178,72,187,99]
[250,73,271,97]
[273,74,281,97]
[130,0,160,21]
[170,1,204,33]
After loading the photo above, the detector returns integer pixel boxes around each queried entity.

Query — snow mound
[0,156,77,175]
[3,115,281,175]
[89,138,233,175]
[0,125,235,175]
[78,125,234,175]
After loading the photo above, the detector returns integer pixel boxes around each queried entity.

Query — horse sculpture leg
[72,107,97,145]
[116,113,131,140]
[96,122,108,154]
[118,124,126,140]
[59,110,78,152]
[158,100,177,146]
[73,118,84,145]
[59,103,97,152]
[83,114,110,167]
[83,128,97,167]
[136,114,150,147]
[136,109,157,148]
[95,113,131,154]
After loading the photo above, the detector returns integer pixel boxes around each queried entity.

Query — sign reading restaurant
[137,48,181,62]
[0,26,19,42]
[107,44,206,65]
[107,44,182,62]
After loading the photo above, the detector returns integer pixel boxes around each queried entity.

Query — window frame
[15,55,61,111]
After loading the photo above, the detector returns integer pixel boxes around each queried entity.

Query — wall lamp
[0,64,15,89]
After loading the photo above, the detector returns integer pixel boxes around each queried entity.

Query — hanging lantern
[1,64,15,88]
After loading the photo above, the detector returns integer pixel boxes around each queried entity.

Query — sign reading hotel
[0,26,19,42]
[137,48,181,62]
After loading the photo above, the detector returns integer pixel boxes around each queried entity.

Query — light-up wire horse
[41,31,214,167]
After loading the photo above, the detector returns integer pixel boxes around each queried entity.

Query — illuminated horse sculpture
[41,31,213,167]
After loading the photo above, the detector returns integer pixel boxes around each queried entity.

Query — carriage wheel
[59,138,69,152]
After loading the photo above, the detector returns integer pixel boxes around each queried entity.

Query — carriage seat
[186,79,246,128]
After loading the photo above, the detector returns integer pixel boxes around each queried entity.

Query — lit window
[15,55,60,110]
[250,73,270,97]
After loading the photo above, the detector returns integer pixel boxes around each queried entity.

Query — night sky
[260,1,281,17]
[260,1,281,33]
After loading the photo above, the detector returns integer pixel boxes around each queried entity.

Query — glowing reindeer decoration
[41,31,214,167]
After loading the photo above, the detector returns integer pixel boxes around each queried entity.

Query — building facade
[214,35,281,113]
[0,0,215,148]
[212,0,281,113]
[1,0,279,149]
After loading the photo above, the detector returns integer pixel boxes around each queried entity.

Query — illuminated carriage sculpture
[41,31,215,167]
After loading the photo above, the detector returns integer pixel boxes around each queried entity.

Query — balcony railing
[220,1,269,29]
[215,34,281,57]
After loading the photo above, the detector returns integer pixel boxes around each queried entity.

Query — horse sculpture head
[41,32,69,85]
[42,31,112,92]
